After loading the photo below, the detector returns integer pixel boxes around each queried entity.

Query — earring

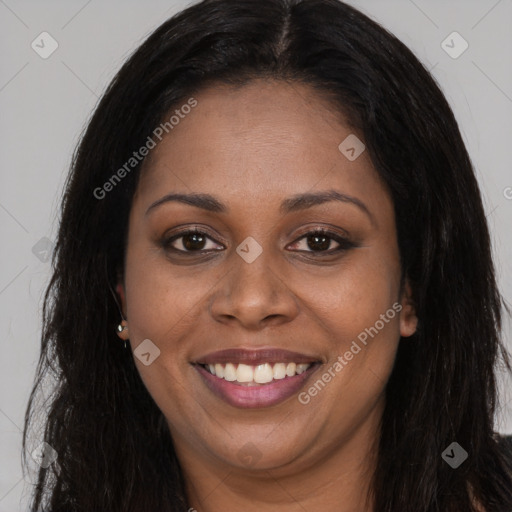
[116,319,129,349]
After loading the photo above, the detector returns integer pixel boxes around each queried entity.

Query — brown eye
[289,229,355,254]
[305,232,333,251]
[163,230,224,253]
[181,232,207,251]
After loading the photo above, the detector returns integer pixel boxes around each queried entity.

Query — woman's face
[118,79,417,476]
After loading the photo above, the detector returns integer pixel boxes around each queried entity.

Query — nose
[209,246,299,330]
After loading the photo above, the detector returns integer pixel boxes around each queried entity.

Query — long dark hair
[23,0,512,510]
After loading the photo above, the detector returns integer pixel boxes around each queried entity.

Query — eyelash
[161,227,355,256]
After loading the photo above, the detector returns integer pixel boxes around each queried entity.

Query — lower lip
[194,364,320,408]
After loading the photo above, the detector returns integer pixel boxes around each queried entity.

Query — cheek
[300,265,401,432]
[122,243,201,421]
[297,249,401,342]
[123,239,218,342]
[296,247,402,412]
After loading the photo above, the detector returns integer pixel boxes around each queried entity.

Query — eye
[161,227,354,256]
[288,229,354,254]
[163,229,224,253]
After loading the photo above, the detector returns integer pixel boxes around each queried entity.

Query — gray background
[1,0,511,510]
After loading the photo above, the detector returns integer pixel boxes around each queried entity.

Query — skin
[117,79,418,512]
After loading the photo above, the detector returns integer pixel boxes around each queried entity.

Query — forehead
[135,79,388,215]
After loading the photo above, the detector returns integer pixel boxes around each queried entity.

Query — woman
[23,0,512,510]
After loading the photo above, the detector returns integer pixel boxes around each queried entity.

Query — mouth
[198,361,314,385]
[192,348,322,408]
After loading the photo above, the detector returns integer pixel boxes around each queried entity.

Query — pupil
[308,234,330,251]
[184,233,205,250]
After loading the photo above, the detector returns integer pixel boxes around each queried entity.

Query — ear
[116,281,127,319]
[115,280,129,341]
[399,280,418,338]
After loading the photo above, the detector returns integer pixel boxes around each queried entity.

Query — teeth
[254,363,273,384]
[214,363,224,378]
[273,363,286,380]
[285,362,296,376]
[236,363,254,382]
[203,361,313,384]
[296,363,309,374]
[224,363,237,381]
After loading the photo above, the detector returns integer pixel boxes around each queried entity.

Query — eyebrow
[145,189,375,225]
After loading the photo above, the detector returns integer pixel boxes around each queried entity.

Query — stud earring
[116,319,129,349]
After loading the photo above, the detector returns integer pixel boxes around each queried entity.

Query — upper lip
[193,348,321,366]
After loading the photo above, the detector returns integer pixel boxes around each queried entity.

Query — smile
[194,361,320,408]
[202,362,312,385]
